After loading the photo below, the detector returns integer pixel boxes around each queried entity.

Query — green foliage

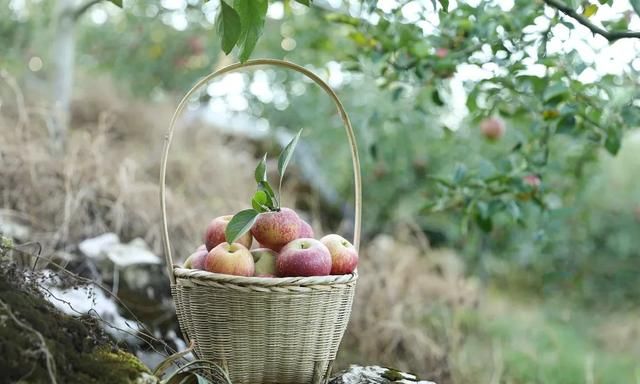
[227,129,302,241]
[225,209,259,244]
[457,295,640,383]
[216,1,241,54]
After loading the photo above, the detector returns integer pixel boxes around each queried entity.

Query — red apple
[250,248,278,277]
[277,238,331,277]
[435,47,449,58]
[183,247,208,270]
[205,242,254,276]
[320,234,358,275]
[204,215,253,251]
[251,208,300,250]
[298,219,314,238]
[523,174,541,189]
[480,117,506,141]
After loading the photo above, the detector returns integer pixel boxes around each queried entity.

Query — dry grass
[337,226,480,383]
[1,73,481,382]
[0,73,256,260]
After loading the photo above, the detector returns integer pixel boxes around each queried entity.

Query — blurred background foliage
[2,0,640,382]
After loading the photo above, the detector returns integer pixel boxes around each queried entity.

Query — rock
[79,232,120,261]
[46,285,142,344]
[106,238,161,268]
[330,365,437,384]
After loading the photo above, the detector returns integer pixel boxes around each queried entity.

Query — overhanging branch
[543,0,640,41]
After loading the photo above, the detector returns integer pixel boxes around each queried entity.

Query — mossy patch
[0,261,150,383]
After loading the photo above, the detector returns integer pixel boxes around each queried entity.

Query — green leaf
[557,114,576,134]
[252,190,271,212]
[432,89,444,106]
[255,153,267,183]
[439,0,449,12]
[475,202,493,232]
[631,0,640,16]
[215,1,241,55]
[109,0,123,7]
[277,128,303,190]
[235,0,268,62]
[225,209,259,244]
[543,82,569,104]
[258,181,276,200]
[453,163,467,184]
[295,0,312,5]
[604,130,621,155]
[582,4,598,17]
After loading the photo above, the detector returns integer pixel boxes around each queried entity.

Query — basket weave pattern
[161,59,362,384]
[172,270,357,384]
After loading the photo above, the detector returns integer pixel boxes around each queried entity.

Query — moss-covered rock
[0,261,152,383]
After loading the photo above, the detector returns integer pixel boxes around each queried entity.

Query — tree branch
[73,0,104,20]
[543,0,640,41]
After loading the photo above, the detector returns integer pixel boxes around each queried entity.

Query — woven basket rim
[173,266,357,287]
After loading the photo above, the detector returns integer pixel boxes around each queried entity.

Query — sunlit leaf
[582,4,598,17]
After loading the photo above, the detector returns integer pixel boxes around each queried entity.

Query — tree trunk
[50,0,76,153]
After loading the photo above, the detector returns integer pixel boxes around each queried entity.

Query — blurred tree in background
[4,0,640,305]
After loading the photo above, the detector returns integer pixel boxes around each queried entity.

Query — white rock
[106,238,161,267]
[330,365,437,384]
[45,285,141,344]
[78,233,120,260]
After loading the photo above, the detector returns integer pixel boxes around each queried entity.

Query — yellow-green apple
[480,117,506,141]
[183,246,208,270]
[298,219,314,238]
[251,208,300,250]
[277,238,331,277]
[250,248,278,277]
[204,215,253,251]
[205,242,254,276]
[320,234,358,275]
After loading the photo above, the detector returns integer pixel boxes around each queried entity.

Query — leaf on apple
[225,209,259,244]
[258,180,277,208]
[277,128,303,201]
[252,190,271,212]
[255,153,267,183]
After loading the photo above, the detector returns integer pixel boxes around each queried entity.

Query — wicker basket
[159,59,362,384]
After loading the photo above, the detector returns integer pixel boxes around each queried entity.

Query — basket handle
[160,59,362,284]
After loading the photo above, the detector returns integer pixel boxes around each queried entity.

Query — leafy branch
[542,0,640,41]
[215,0,311,61]
[225,129,303,243]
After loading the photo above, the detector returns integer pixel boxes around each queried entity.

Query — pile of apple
[183,212,357,277]
[182,129,358,278]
